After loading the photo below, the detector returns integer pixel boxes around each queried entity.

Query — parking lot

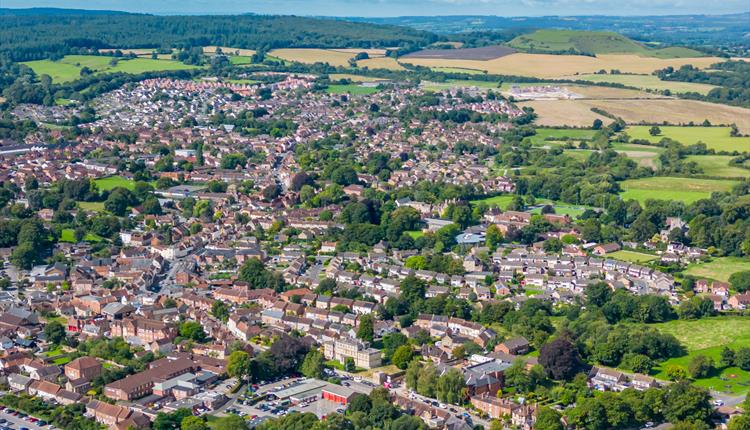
[0,407,53,430]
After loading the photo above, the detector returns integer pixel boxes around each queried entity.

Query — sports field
[608,250,659,263]
[94,175,136,191]
[564,73,718,95]
[325,84,379,95]
[625,126,750,153]
[619,176,737,204]
[649,317,750,394]
[22,55,199,83]
[400,53,723,79]
[683,256,750,283]
[685,155,750,178]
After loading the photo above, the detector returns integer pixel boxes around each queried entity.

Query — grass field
[60,229,103,243]
[326,84,379,95]
[611,143,664,168]
[406,230,425,239]
[470,194,517,209]
[685,155,750,178]
[508,30,705,59]
[625,126,750,153]
[400,53,723,79]
[77,201,105,212]
[525,127,597,146]
[684,256,750,283]
[94,176,136,191]
[524,99,750,133]
[608,250,659,263]
[22,55,199,83]
[329,74,384,82]
[619,176,737,204]
[649,317,750,394]
[564,73,717,95]
[228,56,253,65]
[528,204,588,218]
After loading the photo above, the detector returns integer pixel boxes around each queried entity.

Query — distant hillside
[0,7,135,16]
[0,10,438,62]
[508,30,705,58]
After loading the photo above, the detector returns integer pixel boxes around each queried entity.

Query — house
[104,357,195,400]
[589,367,627,391]
[728,292,750,310]
[494,337,530,355]
[592,243,621,256]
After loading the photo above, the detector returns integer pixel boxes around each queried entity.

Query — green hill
[508,30,704,58]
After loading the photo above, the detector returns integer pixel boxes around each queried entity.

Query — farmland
[611,143,664,168]
[625,126,750,153]
[683,257,750,283]
[268,49,357,67]
[619,176,737,204]
[421,79,503,91]
[649,317,750,394]
[564,73,718,95]
[399,53,723,79]
[522,99,750,133]
[356,57,405,70]
[524,127,597,146]
[22,55,199,83]
[507,30,705,58]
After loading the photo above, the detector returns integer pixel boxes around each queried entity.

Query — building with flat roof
[323,337,381,369]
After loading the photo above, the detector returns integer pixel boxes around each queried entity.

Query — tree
[10,242,37,270]
[720,347,736,367]
[227,351,251,381]
[485,224,503,250]
[666,365,689,381]
[301,350,325,379]
[621,353,653,374]
[357,314,374,343]
[649,126,662,136]
[212,415,247,430]
[348,393,372,415]
[688,355,714,379]
[663,381,712,425]
[211,300,230,322]
[44,320,66,344]
[344,357,356,372]
[592,119,603,130]
[179,321,207,342]
[586,282,612,307]
[535,407,564,430]
[539,337,583,381]
[729,271,750,292]
[436,368,465,405]
[735,348,750,371]
[728,415,750,430]
[154,409,192,430]
[391,345,414,370]
[181,416,208,430]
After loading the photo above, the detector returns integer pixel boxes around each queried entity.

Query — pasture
[649,317,750,395]
[683,257,750,283]
[399,53,723,79]
[524,127,597,146]
[611,143,664,168]
[325,84,379,95]
[22,55,199,83]
[618,176,737,204]
[565,73,717,95]
[625,126,750,153]
[685,155,750,178]
[608,250,658,263]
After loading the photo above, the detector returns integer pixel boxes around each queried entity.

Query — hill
[0,11,438,62]
[508,29,705,58]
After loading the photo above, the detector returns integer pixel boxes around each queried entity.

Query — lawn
[684,155,750,179]
[625,126,750,153]
[60,228,103,243]
[325,84,379,95]
[77,201,105,212]
[470,194,516,209]
[683,256,750,283]
[406,230,425,239]
[566,73,717,95]
[528,204,588,218]
[619,176,737,204]
[22,55,199,83]
[228,56,253,65]
[94,175,136,191]
[608,250,658,264]
[649,317,750,395]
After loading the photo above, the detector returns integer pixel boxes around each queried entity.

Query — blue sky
[4,0,749,16]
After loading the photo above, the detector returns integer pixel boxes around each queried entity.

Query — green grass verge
[619,176,737,204]
[683,256,750,283]
[624,126,750,153]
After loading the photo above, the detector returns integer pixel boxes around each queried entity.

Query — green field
[608,250,659,263]
[325,84,379,95]
[612,143,664,168]
[684,256,750,283]
[508,30,704,58]
[525,127,597,146]
[77,201,105,212]
[529,203,589,218]
[22,55,199,83]
[94,176,136,191]
[406,230,425,239]
[568,73,717,95]
[470,194,517,209]
[650,317,750,394]
[228,56,253,65]
[619,176,737,204]
[625,126,750,153]
[60,228,103,243]
[684,155,750,179]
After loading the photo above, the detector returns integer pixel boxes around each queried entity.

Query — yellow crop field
[331,48,387,56]
[563,85,662,99]
[521,98,750,132]
[401,53,723,79]
[357,57,405,70]
[560,73,718,95]
[269,49,356,67]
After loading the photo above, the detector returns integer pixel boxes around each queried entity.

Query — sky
[3,0,749,17]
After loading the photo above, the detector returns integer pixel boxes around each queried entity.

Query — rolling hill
[508,29,705,58]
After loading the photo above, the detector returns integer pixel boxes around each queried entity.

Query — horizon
[2,1,749,17]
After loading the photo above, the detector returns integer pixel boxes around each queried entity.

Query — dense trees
[539,337,584,381]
